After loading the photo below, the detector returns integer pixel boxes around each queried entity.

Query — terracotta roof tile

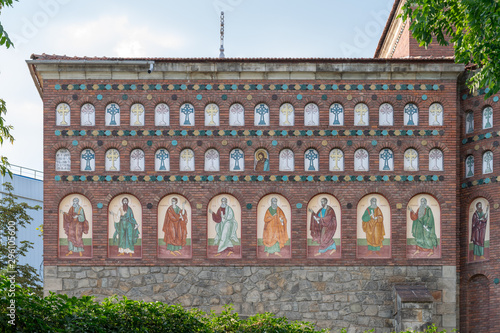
[30,53,455,63]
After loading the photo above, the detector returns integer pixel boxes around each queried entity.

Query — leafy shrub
[0,275,327,333]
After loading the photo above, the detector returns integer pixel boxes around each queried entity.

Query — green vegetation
[402,0,500,98]
[0,275,326,332]
[0,0,18,177]
[0,275,453,332]
[0,183,42,295]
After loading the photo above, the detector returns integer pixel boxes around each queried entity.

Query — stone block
[45,277,62,291]
[77,279,90,288]
[442,313,457,328]
[118,267,130,278]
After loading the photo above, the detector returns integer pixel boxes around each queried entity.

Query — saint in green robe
[113,206,140,253]
[410,206,438,251]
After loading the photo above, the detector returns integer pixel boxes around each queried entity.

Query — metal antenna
[219,11,225,58]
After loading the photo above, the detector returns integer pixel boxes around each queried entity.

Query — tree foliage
[0,283,328,333]
[401,0,500,98]
[0,99,14,177]
[0,0,17,177]
[0,182,42,296]
[0,0,17,49]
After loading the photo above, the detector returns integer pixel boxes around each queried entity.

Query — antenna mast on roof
[219,11,225,58]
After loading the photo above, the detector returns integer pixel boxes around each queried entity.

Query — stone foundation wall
[44,265,457,332]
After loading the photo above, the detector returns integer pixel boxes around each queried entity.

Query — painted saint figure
[162,198,188,256]
[471,202,489,260]
[308,198,337,256]
[409,198,438,257]
[361,197,385,255]
[209,197,239,257]
[255,151,270,171]
[263,197,289,257]
[110,197,140,257]
[62,198,89,256]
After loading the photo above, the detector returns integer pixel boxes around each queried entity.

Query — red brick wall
[459,90,500,331]
[391,24,410,58]
[43,78,460,268]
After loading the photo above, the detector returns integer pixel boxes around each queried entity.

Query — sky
[0,0,394,172]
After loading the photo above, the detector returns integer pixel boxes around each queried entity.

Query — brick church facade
[28,1,499,331]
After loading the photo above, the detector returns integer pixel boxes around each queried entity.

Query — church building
[27,0,498,331]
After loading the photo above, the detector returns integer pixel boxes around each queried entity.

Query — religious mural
[404,103,419,126]
[155,148,170,171]
[108,194,142,258]
[465,111,474,134]
[205,149,220,171]
[207,194,241,258]
[130,149,145,171]
[279,103,295,126]
[354,149,369,171]
[205,103,220,126]
[229,103,245,126]
[254,149,270,171]
[155,103,170,126]
[406,194,441,258]
[379,103,394,126]
[465,155,474,178]
[307,194,341,259]
[80,149,95,172]
[56,148,71,171]
[105,149,120,171]
[404,149,419,171]
[230,148,245,171]
[254,103,270,126]
[329,149,344,171]
[158,194,192,258]
[279,149,294,171]
[180,103,195,126]
[468,198,490,262]
[329,103,344,126]
[130,103,145,126]
[56,103,70,126]
[59,194,92,258]
[429,149,444,171]
[257,194,291,258]
[80,103,95,126]
[180,148,195,171]
[105,103,120,126]
[354,103,369,126]
[357,194,391,258]
[379,148,394,171]
[304,149,319,171]
[482,106,493,129]
[483,151,493,174]
[429,103,443,126]
[304,103,319,126]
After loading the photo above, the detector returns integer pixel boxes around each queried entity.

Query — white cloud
[48,15,187,57]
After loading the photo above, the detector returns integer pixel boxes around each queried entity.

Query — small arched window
[404,149,419,171]
[55,148,71,171]
[354,149,369,171]
[80,149,95,172]
[56,103,71,126]
[105,149,120,171]
[204,149,220,172]
[279,149,294,171]
[404,103,419,126]
[379,148,394,171]
[429,149,444,171]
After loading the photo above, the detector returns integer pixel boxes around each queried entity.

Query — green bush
[0,275,450,333]
[0,275,327,333]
